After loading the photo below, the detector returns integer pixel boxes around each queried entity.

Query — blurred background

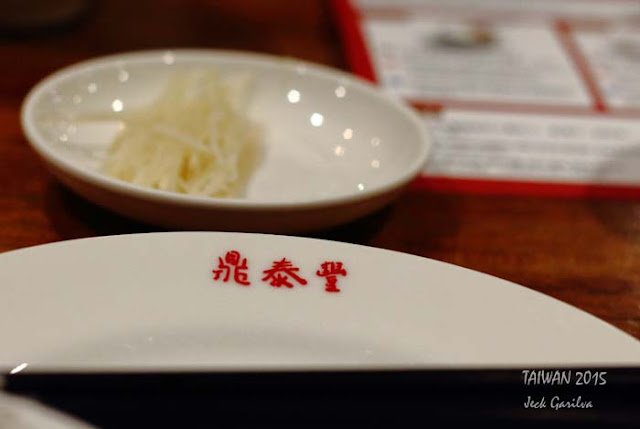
[3,0,640,341]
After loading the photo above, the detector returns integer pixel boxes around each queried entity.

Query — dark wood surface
[1,0,640,341]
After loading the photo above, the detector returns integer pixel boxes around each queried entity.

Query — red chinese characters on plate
[316,261,347,293]
[211,252,347,293]
[262,258,307,288]
[212,250,251,286]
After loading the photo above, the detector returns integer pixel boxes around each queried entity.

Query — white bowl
[21,50,429,232]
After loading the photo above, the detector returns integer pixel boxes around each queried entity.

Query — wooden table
[2,0,640,340]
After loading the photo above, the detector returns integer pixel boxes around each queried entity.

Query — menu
[333,0,640,197]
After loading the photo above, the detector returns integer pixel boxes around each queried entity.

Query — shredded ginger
[102,69,261,197]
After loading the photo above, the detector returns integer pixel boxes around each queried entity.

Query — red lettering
[316,261,347,292]
[262,258,307,288]
[212,250,251,286]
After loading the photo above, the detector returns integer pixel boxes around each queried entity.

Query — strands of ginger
[102,70,261,197]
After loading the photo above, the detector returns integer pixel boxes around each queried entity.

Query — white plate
[20,50,429,233]
[0,392,97,429]
[1,232,639,373]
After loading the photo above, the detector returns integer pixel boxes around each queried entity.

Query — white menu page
[363,20,591,106]
[426,110,640,185]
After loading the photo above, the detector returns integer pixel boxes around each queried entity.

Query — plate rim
[3,230,639,346]
[2,231,640,369]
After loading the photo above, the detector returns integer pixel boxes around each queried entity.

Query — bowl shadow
[44,181,164,241]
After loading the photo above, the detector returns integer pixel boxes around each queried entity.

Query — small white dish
[21,50,429,232]
[1,232,639,372]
